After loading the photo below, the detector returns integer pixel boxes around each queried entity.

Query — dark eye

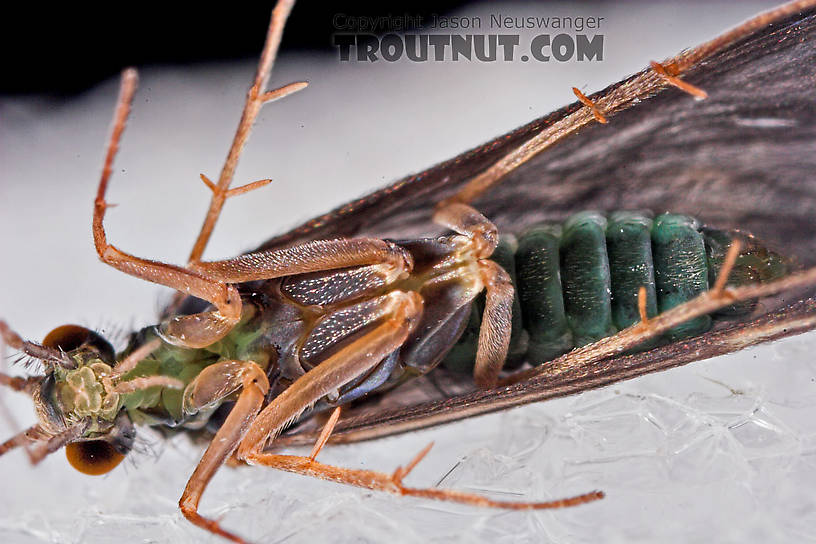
[43,325,115,363]
[65,441,125,475]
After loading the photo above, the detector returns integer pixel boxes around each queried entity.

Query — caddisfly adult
[2,1,816,542]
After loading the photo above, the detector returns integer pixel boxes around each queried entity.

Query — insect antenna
[0,321,43,463]
[0,320,74,370]
[0,325,85,464]
[0,424,46,459]
[26,421,90,464]
[0,372,39,395]
[0,419,89,465]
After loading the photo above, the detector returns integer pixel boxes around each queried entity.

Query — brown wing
[267,2,816,447]
[259,3,816,266]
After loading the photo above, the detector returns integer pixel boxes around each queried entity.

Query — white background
[2,2,814,542]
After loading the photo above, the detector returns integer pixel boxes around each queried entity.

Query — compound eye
[65,441,125,476]
[43,325,116,363]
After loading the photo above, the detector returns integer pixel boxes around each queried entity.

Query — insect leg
[502,264,816,386]
[473,260,513,389]
[0,426,36,458]
[198,173,274,200]
[27,422,89,464]
[0,322,43,464]
[113,376,183,394]
[433,202,498,258]
[164,0,305,318]
[432,203,514,388]
[238,290,421,459]
[189,238,413,284]
[91,6,308,349]
[649,61,708,100]
[179,361,269,544]
[110,338,161,377]
[161,238,413,348]
[181,292,420,542]
[0,371,58,465]
[710,239,742,295]
[187,0,303,264]
[91,71,245,348]
[239,296,602,511]
[309,407,341,461]
[572,87,608,124]
[244,431,603,512]
[637,286,650,324]
[273,270,816,448]
[434,3,810,210]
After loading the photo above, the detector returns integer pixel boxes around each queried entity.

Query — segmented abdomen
[443,211,789,371]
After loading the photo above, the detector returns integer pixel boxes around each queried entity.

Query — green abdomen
[443,211,790,370]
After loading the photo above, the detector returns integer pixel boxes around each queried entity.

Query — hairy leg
[473,260,514,389]
[180,292,421,542]
[238,290,422,458]
[501,259,816,386]
[432,202,498,259]
[92,74,414,350]
[432,203,514,388]
[246,444,603,513]
[244,388,603,520]
[92,74,411,350]
[189,238,413,284]
[179,361,270,543]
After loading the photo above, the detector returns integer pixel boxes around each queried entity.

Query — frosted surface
[1,2,811,543]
